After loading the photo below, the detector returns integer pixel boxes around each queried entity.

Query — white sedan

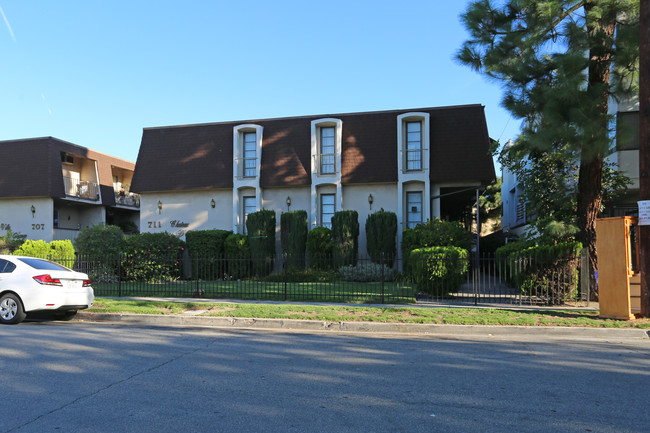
[0,255,94,324]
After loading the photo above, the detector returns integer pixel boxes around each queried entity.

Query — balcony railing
[235,157,258,179]
[400,148,428,173]
[115,191,140,208]
[63,177,99,201]
[313,153,337,175]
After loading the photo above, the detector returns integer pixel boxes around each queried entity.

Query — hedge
[224,233,251,279]
[75,224,125,258]
[407,246,469,296]
[13,239,76,267]
[402,218,472,269]
[246,210,276,277]
[365,209,397,266]
[185,229,232,279]
[281,210,308,271]
[495,241,583,299]
[307,226,333,270]
[331,210,359,266]
[121,232,185,283]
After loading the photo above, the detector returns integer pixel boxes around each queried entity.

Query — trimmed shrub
[13,239,50,258]
[408,246,470,296]
[496,241,583,301]
[186,229,231,257]
[49,240,76,267]
[402,219,472,269]
[307,226,333,270]
[13,239,76,267]
[224,233,251,279]
[121,232,185,282]
[75,224,125,258]
[281,211,308,271]
[185,229,232,279]
[246,210,276,277]
[74,224,125,278]
[0,230,26,254]
[331,210,359,266]
[365,209,397,266]
[338,263,394,282]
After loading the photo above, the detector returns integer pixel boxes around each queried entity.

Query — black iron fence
[53,251,589,306]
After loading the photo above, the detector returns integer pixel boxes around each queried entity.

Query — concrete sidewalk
[73,297,650,340]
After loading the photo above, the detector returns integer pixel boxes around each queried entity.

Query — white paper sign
[638,200,650,225]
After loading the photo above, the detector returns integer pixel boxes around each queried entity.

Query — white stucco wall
[342,184,396,257]
[261,187,311,255]
[0,197,54,242]
[80,206,106,229]
[140,190,232,239]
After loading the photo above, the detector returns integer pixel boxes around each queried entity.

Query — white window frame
[397,113,430,174]
[311,118,342,177]
[242,195,256,234]
[233,124,263,180]
[405,121,423,171]
[406,191,423,229]
[320,193,336,228]
[243,132,257,178]
[319,126,336,174]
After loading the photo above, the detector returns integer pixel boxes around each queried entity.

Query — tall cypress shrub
[331,210,359,266]
[246,209,276,277]
[365,209,397,266]
[281,210,308,271]
[307,226,333,270]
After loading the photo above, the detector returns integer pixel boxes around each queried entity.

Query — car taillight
[33,274,63,286]
[83,279,92,287]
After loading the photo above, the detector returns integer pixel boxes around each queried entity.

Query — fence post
[283,253,288,301]
[580,248,590,306]
[195,256,200,297]
[118,255,122,298]
[381,253,385,304]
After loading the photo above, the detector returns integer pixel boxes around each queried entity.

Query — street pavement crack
[6,339,218,433]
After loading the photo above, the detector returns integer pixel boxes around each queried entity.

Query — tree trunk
[576,155,603,300]
[581,3,616,300]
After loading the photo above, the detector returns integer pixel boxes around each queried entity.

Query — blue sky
[1,1,519,169]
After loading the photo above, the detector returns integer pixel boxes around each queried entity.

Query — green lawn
[93,280,417,304]
[87,298,650,328]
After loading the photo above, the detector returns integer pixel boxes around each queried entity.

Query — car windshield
[18,258,71,271]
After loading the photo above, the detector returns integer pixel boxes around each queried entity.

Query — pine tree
[457,0,639,299]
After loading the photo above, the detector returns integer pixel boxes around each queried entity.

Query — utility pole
[640,0,650,317]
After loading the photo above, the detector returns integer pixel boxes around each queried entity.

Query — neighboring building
[131,105,496,258]
[501,140,531,238]
[605,97,640,216]
[501,97,641,236]
[0,137,139,242]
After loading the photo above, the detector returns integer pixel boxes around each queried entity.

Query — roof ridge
[142,104,485,131]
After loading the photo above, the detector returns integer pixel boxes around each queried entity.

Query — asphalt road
[2,321,649,433]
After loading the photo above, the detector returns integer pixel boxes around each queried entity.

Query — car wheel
[0,293,27,324]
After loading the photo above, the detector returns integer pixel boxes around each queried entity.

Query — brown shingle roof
[0,137,135,206]
[429,105,496,183]
[131,104,495,193]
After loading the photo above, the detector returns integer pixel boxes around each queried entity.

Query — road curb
[74,312,650,339]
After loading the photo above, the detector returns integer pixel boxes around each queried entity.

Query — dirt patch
[207,306,237,313]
